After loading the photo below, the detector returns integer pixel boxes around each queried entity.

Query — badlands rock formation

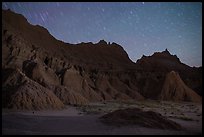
[136,49,202,97]
[159,71,202,103]
[2,68,64,110]
[2,9,202,110]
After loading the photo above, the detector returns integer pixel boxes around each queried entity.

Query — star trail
[2,2,202,67]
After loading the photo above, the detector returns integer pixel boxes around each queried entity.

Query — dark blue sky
[2,2,202,67]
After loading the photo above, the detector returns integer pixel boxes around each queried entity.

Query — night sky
[2,2,202,67]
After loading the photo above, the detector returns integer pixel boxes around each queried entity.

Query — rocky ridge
[2,9,202,110]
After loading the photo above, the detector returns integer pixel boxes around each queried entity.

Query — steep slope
[159,71,202,103]
[136,49,187,71]
[53,85,89,105]
[135,49,202,97]
[2,68,64,110]
[2,9,135,71]
[2,9,144,110]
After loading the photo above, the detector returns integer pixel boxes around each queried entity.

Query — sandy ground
[2,106,84,117]
[2,100,202,135]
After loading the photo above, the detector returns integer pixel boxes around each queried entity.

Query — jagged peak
[162,48,171,55]
[152,49,173,57]
[141,55,147,59]
[136,49,182,65]
[80,42,94,45]
[98,39,108,45]
[6,8,11,12]
[111,42,120,46]
[97,40,121,47]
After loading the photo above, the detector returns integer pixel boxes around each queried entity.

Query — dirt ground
[2,100,202,135]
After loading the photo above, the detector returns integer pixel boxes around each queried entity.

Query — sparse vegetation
[77,100,202,126]
[172,116,194,121]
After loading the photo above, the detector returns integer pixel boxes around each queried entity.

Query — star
[2,2,202,67]
[39,13,45,22]
[56,2,60,7]
[60,11,64,16]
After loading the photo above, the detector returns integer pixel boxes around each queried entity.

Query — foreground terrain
[2,100,202,135]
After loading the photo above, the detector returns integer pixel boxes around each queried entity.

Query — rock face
[2,68,64,110]
[159,71,202,103]
[53,85,89,105]
[22,60,60,87]
[6,81,65,110]
[135,49,202,98]
[100,108,182,130]
[2,9,144,110]
[2,9,202,110]
[136,49,184,71]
